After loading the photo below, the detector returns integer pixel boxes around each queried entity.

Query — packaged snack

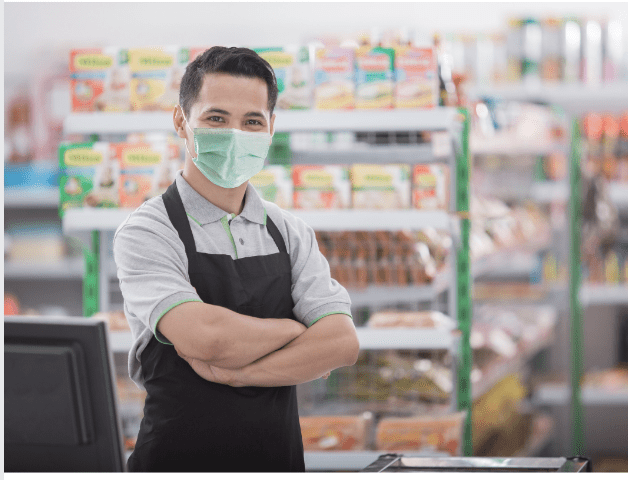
[254,46,312,109]
[393,46,437,108]
[351,164,411,209]
[70,48,130,112]
[300,414,372,451]
[355,45,394,109]
[541,18,563,82]
[249,165,293,209]
[59,142,120,212]
[412,164,449,210]
[293,165,351,209]
[375,412,466,455]
[521,18,542,86]
[367,310,455,329]
[562,18,582,83]
[129,46,188,111]
[505,18,523,82]
[115,141,171,208]
[314,47,355,110]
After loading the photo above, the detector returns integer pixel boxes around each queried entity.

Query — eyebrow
[200,108,266,120]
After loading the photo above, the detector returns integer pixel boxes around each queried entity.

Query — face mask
[181,109,271,189]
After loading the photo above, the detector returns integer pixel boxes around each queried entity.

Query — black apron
[127,182,305,472]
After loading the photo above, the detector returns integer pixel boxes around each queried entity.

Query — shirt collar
[174,171,266,226]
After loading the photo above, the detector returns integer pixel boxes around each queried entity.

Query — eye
[207,116,224,122]
[246,119,263,125]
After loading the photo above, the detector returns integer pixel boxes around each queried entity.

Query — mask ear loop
[180,106,198,160]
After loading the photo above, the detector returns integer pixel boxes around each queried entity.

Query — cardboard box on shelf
[314,47,355,110]
[412,164,450,210]
[293,165,351,209]
[59,142,120,211]
[394,46,438,108]
[351,164,411,209]
[249,165,293,209]
[70,48,131,112]
[255,46,312,109]
[355,45,395,109]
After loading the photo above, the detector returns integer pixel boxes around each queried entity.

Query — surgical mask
[181,110,271,189]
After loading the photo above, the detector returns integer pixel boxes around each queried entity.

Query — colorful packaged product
[393,46,437,108]
[351,164,411,209]
[412,164,450,210]
[355,45,394,109]
[300,414,372,451]
[59,142,120,212]
[293,165,351,209]
[129,46,188,111]
[70,48,131,112]
[314,47,355,110]
[249,165,293,209]
[254,46,312,109]
[115,141,174,208]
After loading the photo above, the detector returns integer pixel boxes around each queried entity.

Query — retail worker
[113,46,359,472]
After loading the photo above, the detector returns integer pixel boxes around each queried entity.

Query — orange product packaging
[116,141,172,208]
[70,47,131,112]
[314,47,355,110]
[293,165,351,209]
[300,414,372,451]
[412,164,450,210]
[375,411,466,455]
[394,46,438,108]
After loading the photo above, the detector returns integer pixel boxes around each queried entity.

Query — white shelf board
[304,450,447,472]
[62,208,454,233]
[63,108,459,135]
[4,258,84,280]
[356,327,456,351]
[470,83,628,114]
[4,188,59,208]
[530,182,569,203]
[471,135,565,157]
[289,144,447,164]
[533,384,628,406]
[579,284,628,306]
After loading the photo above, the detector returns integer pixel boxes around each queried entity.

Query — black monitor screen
[5,316,125,472]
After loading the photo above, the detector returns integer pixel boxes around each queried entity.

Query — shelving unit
[533,384,628,407]
[61,107,474,467]
[4,258,84,280]
[4,187,59,209]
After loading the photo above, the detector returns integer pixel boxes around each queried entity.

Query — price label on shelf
[432,131,452,158]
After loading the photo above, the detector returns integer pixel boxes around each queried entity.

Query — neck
[182,160,247,215]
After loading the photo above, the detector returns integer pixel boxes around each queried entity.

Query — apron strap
[162,181,198,259]
[265,215,288,254]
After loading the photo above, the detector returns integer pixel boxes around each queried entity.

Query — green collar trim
[186,212,202,226]
[220,215,239,259]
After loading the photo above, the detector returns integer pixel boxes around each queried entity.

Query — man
[113,46,359,473]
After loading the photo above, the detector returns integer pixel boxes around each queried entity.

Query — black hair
[179,46,278,119]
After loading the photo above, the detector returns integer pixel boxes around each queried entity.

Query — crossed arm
[158,302,359,387]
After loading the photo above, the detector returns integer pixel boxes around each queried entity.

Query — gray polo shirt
[113,170,352,388]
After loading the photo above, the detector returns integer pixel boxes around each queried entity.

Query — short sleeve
[113,208,203,345]
[278,209,353,327]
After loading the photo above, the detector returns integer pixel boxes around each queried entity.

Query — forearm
[172,303,305,368]
[234,314,359,387]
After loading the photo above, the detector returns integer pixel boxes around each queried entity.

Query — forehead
[192,73,269,115]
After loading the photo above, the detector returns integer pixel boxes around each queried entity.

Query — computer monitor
[4,315,126,472]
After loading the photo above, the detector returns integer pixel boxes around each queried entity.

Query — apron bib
[127,182,305,472]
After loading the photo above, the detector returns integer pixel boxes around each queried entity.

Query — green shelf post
[83,230,100,317]
[568,118,585,456]
[456,107,473,456]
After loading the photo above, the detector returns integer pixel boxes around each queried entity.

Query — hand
[321,371,331,380]
[177,349,240,387]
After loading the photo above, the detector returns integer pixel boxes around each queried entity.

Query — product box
[314,47,355,110]
[249,165,293,209]
[355,45,395,109]
[394,46,438,108]
[129,46,189,111]
[115,141,174,208]
[412,164,450,210]
[300,414,372,451]
[351,164,411,209]
[59,142,120,212]
[375,412,466,456]
[254,46,312,109]
[70,48,131,112]
[293,165,351,209]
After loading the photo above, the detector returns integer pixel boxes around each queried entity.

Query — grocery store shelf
[4,187,59,208]
[62,208,454,233]
[473,330,556,402]
[289,144,447,164]
[305,450,447,472]
[4,258,85,280]
[533,384,628,406]
[579,284,628,306]
[470,83,628,114]
[63,108,460,135]
[514,415,554,457]
[473,250,543,280]
[471,135,565,157]
[530,182,568,203]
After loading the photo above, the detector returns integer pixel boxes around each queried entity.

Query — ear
[173,105,188,140]
[269,112,276,144]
